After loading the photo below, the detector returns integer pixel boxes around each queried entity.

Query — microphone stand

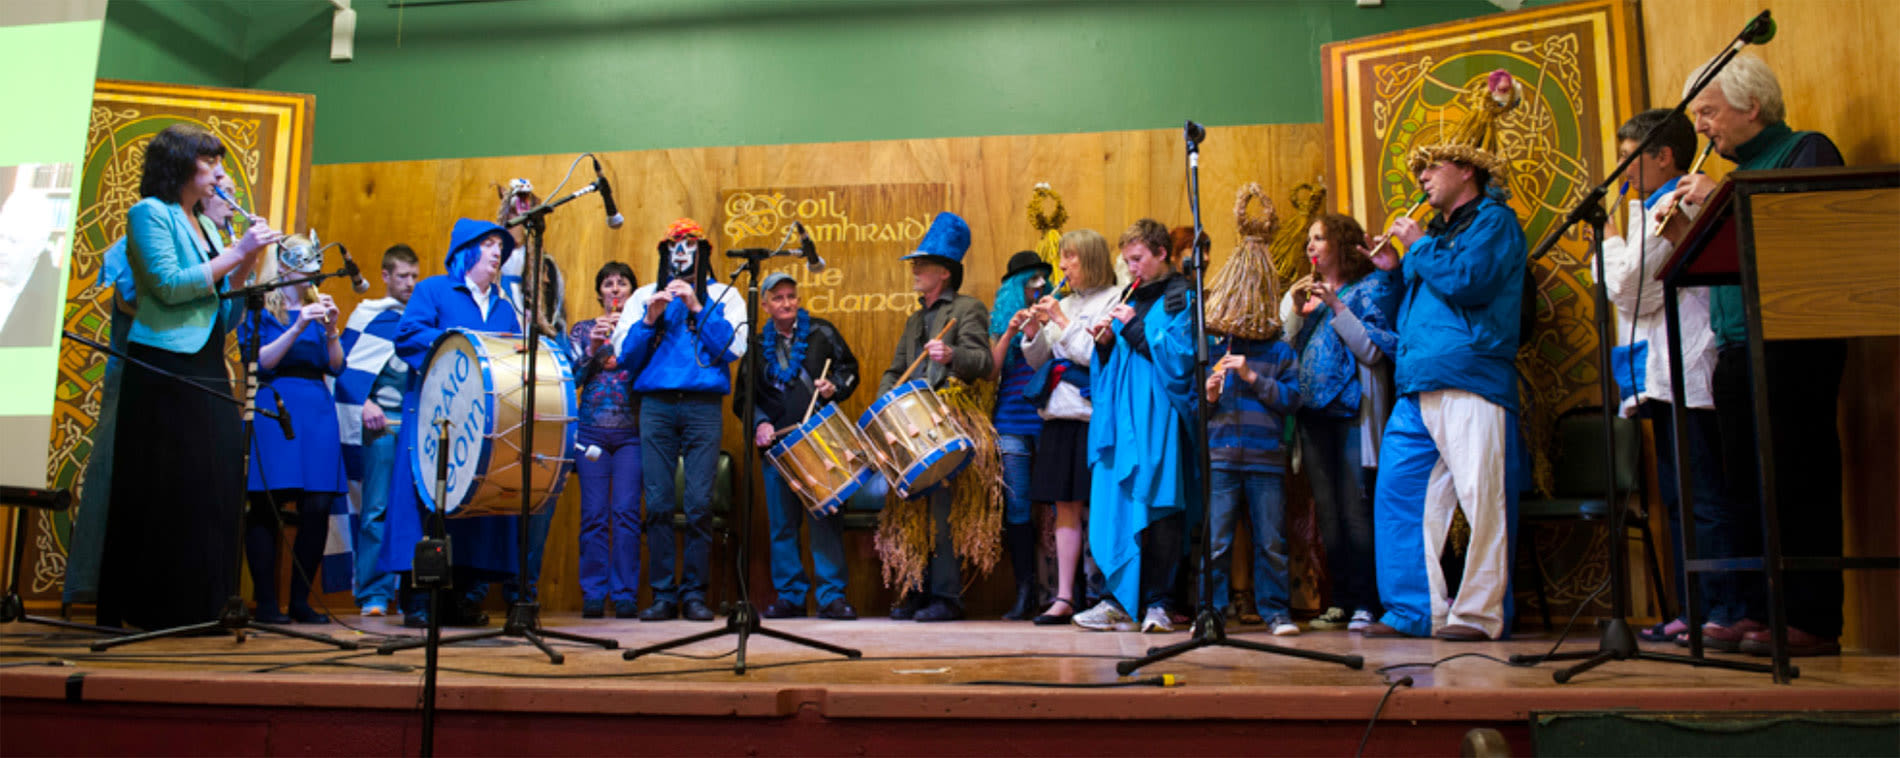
[376,187,618,663]
[1512,11,1779,682]
[1,485,124,635]
[624,235,861,673]
[1118,122,1362,676]
[89,268,360,652]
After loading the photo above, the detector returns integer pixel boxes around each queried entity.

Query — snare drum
[766,403,877,516]
[856,380,973,499]
[413,328,576,517]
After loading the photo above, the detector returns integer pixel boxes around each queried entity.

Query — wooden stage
[3,613,1896,756]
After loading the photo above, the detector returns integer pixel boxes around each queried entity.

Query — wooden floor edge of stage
[5,666,1896,723]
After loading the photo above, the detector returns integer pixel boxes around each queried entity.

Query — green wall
[97,0,1502,165]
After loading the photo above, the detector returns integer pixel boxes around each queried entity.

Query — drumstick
[1653,141,1717,231]
[894,317,957,386]
[801,358,833,425]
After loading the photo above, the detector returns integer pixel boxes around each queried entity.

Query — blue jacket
[1394,195,1526,411]
[124,197,235,352]
[613,280,745,395]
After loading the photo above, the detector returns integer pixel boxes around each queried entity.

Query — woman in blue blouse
[240,242,346,623]
[98,124,282,630]
[568,261,643,618]
[1287,212,1400,633]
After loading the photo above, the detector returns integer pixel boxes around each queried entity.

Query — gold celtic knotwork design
[722,191,785,241]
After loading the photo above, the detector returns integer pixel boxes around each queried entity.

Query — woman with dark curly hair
[98,123,283,630]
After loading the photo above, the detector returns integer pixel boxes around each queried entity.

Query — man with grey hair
[1661,53,1845,657]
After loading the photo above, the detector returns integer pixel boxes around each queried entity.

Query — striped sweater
[1207,337,1300,473]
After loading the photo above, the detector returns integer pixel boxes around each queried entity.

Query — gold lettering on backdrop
[719,183,951,319]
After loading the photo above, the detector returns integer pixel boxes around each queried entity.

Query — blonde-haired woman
[1019,228,1122,624]
[239,237,346,624]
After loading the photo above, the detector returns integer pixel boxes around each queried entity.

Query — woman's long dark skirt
[97,334,244,630]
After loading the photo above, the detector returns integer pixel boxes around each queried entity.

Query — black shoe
[402,611,431,629]
[913,599,963,622]
[1002,581,1038,621]
[890,595,921,620]
[253,606,292,624]
[638,600,678,621]
[818,598,858,620]
[581,598,606,619]
[287,604,330,624]
[447,598,489,627]
[613,599,638,619]
[682,598,715,621]
[1032,597,1077,626]
[762,598,805,619]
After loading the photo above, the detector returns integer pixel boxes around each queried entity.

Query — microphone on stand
[335,243,371,294]
[1738,10,1775,46]
[592,157,623,229]
[794,222,826,273]
[273,394,296,441]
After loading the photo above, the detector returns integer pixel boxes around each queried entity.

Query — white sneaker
[1348,610,1374,632]
[1268,616,1301,636]
[1072,600,1136,632]
[1140,606,1175,633]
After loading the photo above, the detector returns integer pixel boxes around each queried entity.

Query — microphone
[1740,10,1775,45]
[592,157,623,229]
[1184,120,1207,144]
[794,222,826,273]
[335,243,371,294]
[273,394,296,441]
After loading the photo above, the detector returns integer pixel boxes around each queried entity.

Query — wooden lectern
[1657,164,1900,683]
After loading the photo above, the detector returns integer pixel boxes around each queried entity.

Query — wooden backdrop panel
[307,123,1326,615]
[1638,0,1900,653]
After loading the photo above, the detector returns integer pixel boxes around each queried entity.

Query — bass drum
[412,328,576,517]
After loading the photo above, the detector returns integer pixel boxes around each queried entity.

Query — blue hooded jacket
[1393,194,1526,411]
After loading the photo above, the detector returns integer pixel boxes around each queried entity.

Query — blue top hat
[901,211,970,291]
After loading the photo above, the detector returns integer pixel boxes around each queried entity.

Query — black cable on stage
[1371,578,1612,677]
[962,675,1181,688]
[1355,675,1414,758]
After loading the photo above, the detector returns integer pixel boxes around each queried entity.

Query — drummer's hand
[362,403,388,433]
[667,280,702,314]
[1109,303,1135,324]
[815,378,837,398]
[643,290,673,324]
[754,423,775,448]
[924,339,951,365]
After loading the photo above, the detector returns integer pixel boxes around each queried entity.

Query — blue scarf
[759,309,811,386]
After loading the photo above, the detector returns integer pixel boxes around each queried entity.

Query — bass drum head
[412,327,495,514]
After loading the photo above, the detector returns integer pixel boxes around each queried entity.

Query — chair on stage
[1516,406,1672,631]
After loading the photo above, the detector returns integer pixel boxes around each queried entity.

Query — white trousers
[1418,389,1509,638]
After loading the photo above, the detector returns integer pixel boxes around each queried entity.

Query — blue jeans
[641,395,723,604]
[763,464,848,608]
[577,424,643,604]
[1204,468,1290,618]
[352,427,400,607]
[999,433,1036,526]
[1300,411,1380,616]
[1642,400,1736,624]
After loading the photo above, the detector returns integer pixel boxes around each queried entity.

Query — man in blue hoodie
[1363,70,1527,642]
[610,218,746,622]
[383,218,525,628]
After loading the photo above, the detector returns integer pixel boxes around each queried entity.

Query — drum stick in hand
[894,317,957,386]
[801,358,833,425]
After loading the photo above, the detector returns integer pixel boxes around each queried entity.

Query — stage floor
[5,614,1898,755]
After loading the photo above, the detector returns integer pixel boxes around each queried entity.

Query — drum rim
[813,465,878,514]
[413,327,499,513]
[856,379,932,428]
[770,402,841,457]
[894,436,974,495]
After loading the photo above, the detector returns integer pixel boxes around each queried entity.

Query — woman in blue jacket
[98,124,282,630]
